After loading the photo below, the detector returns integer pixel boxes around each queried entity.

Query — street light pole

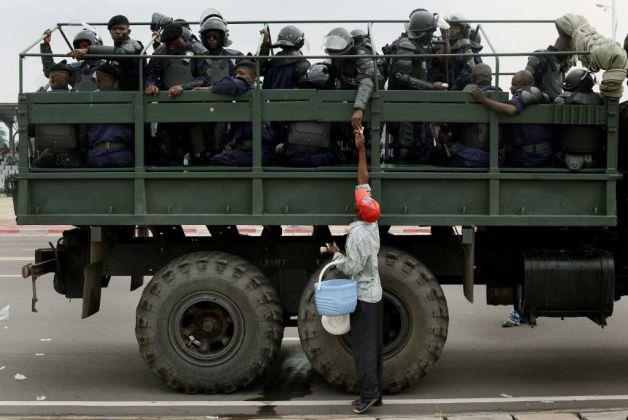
[596,0,618,41]
[611,0,617,42]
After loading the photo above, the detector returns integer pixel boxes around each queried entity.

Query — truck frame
[12,17,627,394]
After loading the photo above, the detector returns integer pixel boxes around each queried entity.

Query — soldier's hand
[43,30,52,44]
[168,85,184,98]
[68,49,88,59]
[470,87,487,103]
[351,108,363,131]
[145,85,159,96]
[354,129,365,151]
[152,30,161,44]
[433,82,447,91]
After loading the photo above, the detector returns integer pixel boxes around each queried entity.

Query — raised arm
[355,129,368,185]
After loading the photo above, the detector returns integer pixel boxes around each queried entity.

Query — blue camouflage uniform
[505,90,554,167]
[81,120,133,167]
[146,41,210,166]
[450,82,505,168]
[210,76,275,166]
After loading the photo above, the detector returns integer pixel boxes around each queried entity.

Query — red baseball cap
[355,188,381,223]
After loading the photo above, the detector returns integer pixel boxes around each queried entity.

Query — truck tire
[298,246,448,393]
[135,251,283,393]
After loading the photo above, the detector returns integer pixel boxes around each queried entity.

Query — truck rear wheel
[298,246,448,393]
[135,251,283,393]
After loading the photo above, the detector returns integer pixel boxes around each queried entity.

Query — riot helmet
[150,12,174,31]
[350,29,371,47]
[405,9,438,40]
[563,69,596,92]
[445,14,470,41]
[306,63,332,88]
[200,17,229,49]
[200,8,225,25]
[323,27,354,55]
[73,29,102,49]
[199,9,232,47]
[273,25,305,49]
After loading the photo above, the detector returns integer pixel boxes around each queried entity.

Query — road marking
[2,395,628,407]
[282,337,300,342]
[0,274,20,277]
[0,257,32,261]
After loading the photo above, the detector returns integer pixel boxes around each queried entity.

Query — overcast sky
[1,0,626,102]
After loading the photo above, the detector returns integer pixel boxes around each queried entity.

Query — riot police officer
[450,64,504,168]
[322,27,377,163]
[69,15,143,91]
[81,63,133,168]
[525,36,574,101]
[41,29,103,92]
[32,62,80,168]
[386,9,447,164]
[210,57,276,167]
[145,23,210,166]
[444,14,476,91]
[150,12,201,49]
[323,27,376,133]
[554,69,605,170]
[259,25,310,89]
[279,63,336,167]
[471,70,554,167]
[196,14,243,159]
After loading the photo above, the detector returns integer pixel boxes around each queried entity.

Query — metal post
[252,59,263,215]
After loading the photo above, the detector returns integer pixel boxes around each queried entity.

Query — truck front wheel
[135,251,283,393]
[298,246,449,393]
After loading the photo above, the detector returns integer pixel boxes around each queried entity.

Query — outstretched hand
[354,129,365,151]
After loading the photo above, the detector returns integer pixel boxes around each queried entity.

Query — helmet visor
[323,35,350,54]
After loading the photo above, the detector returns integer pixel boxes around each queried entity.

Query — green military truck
[12,18,627,394]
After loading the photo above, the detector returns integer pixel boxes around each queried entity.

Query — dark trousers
[350,300,383,399]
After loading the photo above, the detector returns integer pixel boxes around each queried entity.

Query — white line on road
[0,257,32,261]
[0,274,20,277]
[2,395,628,407]
[282,337,300,341]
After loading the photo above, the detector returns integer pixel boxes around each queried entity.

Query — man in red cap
[325,129,382,415]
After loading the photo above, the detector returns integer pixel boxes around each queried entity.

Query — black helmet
[273,25,305,49]
[323,27,354,55]
[150,12,174,31]
[405,9,438,40]
[306,63,331,88]
[73,30,102,49]
[445,14,471,40]
[200,17,229,49]
[563,69,596,92]
[199,9,232,47]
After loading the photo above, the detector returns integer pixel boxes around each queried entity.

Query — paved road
[1,235,628,418]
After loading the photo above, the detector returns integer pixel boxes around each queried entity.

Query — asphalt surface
[2,235,628,418]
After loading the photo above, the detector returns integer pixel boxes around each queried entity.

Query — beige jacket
[555,14,627,99]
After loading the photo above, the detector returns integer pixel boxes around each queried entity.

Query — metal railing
[17,18,602,178]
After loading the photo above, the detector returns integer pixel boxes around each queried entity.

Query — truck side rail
[13,19,620,227]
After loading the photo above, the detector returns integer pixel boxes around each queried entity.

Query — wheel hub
[168,292,244,367]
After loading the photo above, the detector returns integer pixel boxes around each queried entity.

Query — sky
[0,0,626,102]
